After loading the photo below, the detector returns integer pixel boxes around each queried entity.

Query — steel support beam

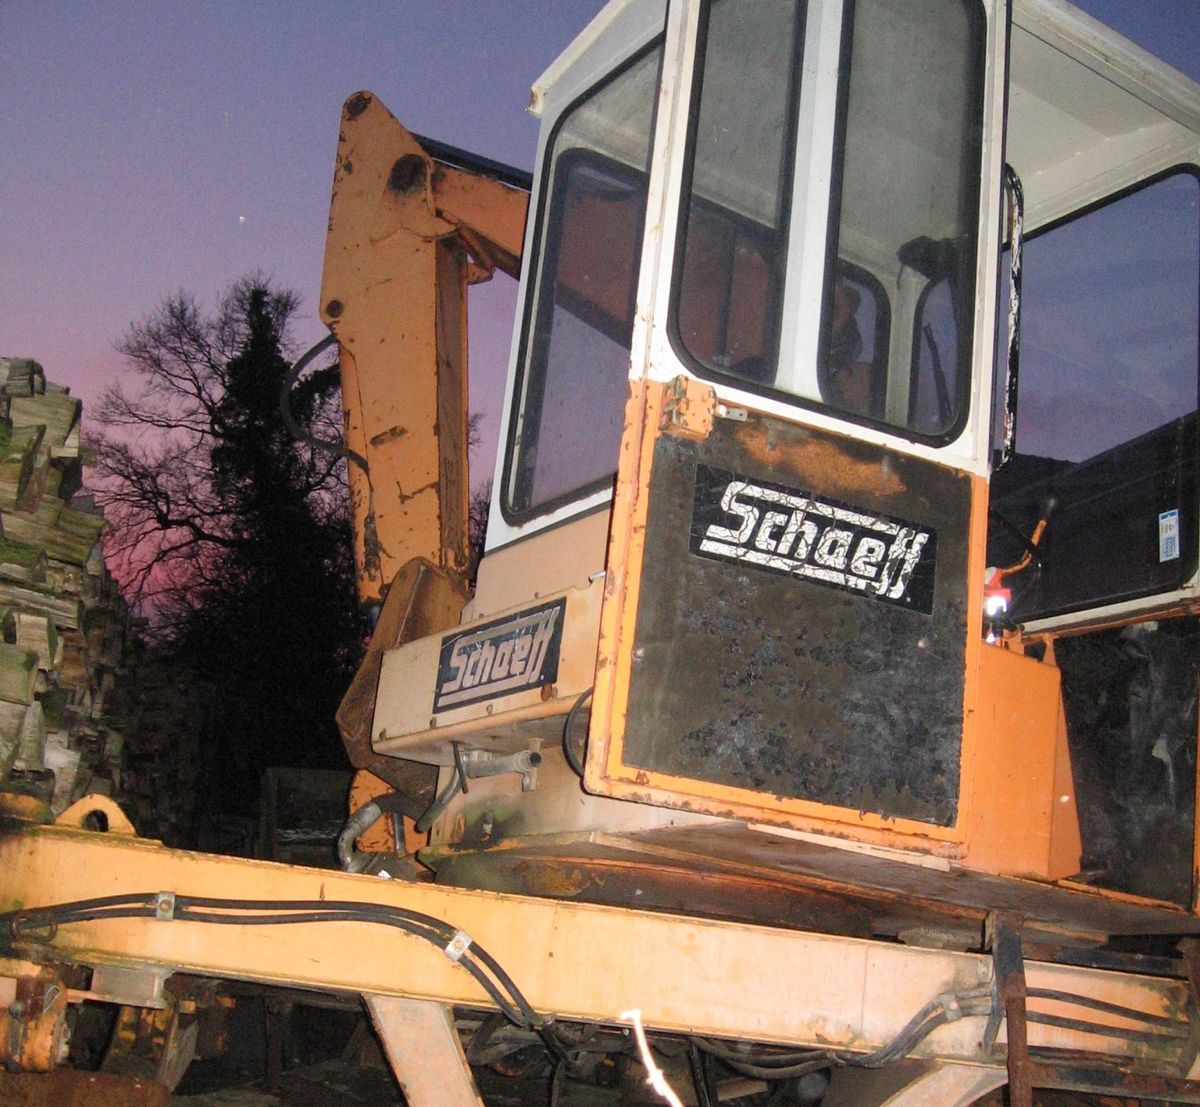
[824,1062,1008,1107]
[366,996,483,1107]
[0,823,1194,1079]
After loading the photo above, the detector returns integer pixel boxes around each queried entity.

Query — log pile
[0,357,135,821]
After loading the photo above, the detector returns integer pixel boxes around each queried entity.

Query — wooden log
[14,611,59,670]
[0,423,45,512]
[3,504,102,566]
[50,422,81,461]
[44,738,82,814]
[0,643,39,704]
[10,700,45,771]
[0,582,83,629]
[0,537,47,584]
[9,392,81,450]
[0,358,45,397]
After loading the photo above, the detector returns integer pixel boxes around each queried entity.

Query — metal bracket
[661,376,716,441]
[443,930,473,963]
[83,965,172,1010]
[985,911,1032,1107]
[463,748,543,793]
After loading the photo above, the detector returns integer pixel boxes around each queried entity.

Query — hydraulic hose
[337,790,427,873]
[279,333,368,475]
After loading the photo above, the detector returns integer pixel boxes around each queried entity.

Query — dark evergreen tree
[94,278,366,816]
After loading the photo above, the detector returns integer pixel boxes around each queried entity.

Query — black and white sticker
[1159,509,1180,562]
[433,598,565,713]
[690,465,937,613]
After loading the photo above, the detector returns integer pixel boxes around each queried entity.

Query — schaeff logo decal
[691,465,936,613]
[433,598,566,712]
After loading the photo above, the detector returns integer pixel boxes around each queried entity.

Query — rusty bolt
[325,299,344,319]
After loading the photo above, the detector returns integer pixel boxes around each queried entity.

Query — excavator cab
[5,5,1200,1105]
[330,0,1200,941]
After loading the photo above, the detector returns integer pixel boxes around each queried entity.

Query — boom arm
[320,90,528,605]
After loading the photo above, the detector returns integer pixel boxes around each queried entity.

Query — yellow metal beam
[0,821,1194,1081]
[366,996,484,1106]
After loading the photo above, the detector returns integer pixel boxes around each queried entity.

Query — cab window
[988,170,1200,620]
[503,44,661,522]
[672,0,986,443]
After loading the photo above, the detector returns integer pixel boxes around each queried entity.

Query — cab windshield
[672,0,986,440]
[506,0,987,523]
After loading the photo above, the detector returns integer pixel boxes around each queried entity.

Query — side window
[504,44,661,522]
[989,171,1200,620]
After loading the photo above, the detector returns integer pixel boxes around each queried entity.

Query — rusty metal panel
[621,413,972,825]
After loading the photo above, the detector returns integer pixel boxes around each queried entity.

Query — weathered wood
[0,537,47,584]
[9,391,81,449]
[0,582,82,628]
[10,700,45,771]
[15,610,60,670]
[0,643,39,704]
[0,357,45,397]
[0,363,143,821]
[4,502,103,566]
[0,423,45,511]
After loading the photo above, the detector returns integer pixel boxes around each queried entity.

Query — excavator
[2,0,1199,1103]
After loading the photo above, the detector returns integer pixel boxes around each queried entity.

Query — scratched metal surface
[621,414,972,825]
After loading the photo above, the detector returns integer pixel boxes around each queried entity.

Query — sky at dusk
[2,1,1198,480]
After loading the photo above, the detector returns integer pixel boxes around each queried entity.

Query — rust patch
[368,424,408,448]
[393,478,438,505]
[344,92,372,120]
[0,1070,169,1107]
[735,420,907,498]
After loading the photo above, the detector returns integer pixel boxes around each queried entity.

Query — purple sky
[2,1,1197,478]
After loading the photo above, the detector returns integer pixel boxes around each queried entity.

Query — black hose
[414,761,466,833]
[337,791,428,872]
[1025,987,1187,1033]
[562,688,593,778]
[6,892,541,1030]
[691,988,994,1079]
[687,1039,718,1107]
[279,333,369,475]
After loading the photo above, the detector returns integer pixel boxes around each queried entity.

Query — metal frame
[2,817,1198,1104]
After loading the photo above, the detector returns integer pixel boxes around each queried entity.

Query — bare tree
[93,277,366,803]
[94,277,345,624]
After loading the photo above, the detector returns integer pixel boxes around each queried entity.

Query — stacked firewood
[0,357,132,818]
